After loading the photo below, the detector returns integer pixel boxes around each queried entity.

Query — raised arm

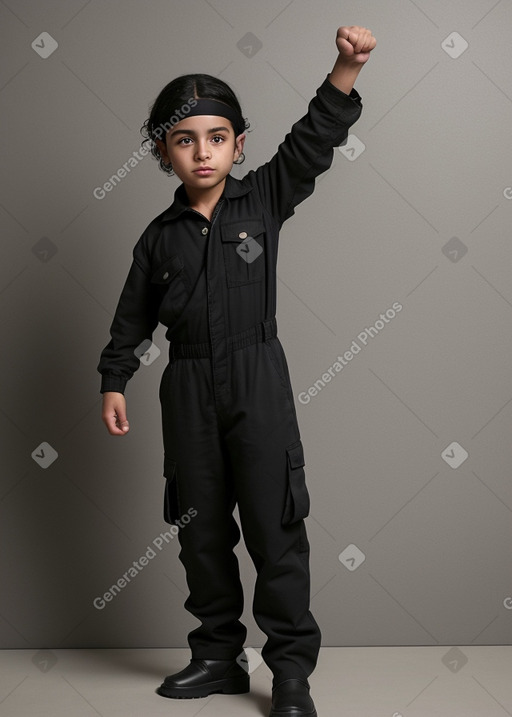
[247,25,376,226]
[329,26,377,94]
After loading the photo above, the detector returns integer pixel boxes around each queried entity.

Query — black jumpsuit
[98,77,362,687]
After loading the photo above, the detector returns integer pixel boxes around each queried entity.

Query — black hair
[141,73,250,176]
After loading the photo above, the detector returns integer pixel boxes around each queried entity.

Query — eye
[177,137,193,145]
[211,135,226,144]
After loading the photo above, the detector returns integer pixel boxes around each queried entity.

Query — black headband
[174,99,244,134]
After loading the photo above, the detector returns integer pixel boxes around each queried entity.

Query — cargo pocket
[163,456,181,525]
[220,218,265,287]
[282,440,310,525]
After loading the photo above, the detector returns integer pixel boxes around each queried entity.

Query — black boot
[156,657,249,699]
[269,679,317,716]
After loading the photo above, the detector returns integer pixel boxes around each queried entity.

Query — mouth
[193,167,215,176]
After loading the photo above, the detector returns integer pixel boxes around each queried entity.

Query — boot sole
[156,675,249,699]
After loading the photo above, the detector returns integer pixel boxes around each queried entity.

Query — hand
[336,26,376,65]
[102,391,130,435]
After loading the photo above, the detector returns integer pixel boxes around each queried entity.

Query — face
[156,115,245,192]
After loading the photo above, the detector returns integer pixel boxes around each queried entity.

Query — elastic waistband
[169,318,277,360]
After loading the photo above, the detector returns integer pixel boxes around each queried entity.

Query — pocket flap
[151,255,183,284]
[220,218,265,243]
[287,441,305,470]
[282,440,309,525]
[163,456,177,478]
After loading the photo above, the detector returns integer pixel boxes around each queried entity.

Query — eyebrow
[169,126,231,137]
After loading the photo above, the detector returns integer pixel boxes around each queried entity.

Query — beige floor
[0,646,511,716]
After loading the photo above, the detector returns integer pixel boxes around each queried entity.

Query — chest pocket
[220,218,265,287]
[150,254,190,318]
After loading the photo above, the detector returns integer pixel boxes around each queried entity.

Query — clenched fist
[336,26,376,64]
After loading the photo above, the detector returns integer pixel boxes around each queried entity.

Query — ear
[234,133,246,161]
[155,139,170,163]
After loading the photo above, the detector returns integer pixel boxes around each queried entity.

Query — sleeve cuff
[100,375,128,394]
[320,74,362,108]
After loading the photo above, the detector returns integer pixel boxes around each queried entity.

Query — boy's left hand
[336,26,376,65]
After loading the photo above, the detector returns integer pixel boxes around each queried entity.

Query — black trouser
[159,321,321,686]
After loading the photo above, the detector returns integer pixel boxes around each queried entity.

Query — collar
[159,174,252,223]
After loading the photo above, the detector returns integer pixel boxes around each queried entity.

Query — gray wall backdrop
[1,0,511,651]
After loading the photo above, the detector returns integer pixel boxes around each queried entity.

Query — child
[98,25,376,717]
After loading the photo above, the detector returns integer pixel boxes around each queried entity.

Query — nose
[195,139,211,160]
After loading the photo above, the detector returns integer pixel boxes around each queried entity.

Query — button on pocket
[163,456,181,525]
[282,440,310,525]
[150,254,190,323]
[220,218,265,287]
[150,254,184,285]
